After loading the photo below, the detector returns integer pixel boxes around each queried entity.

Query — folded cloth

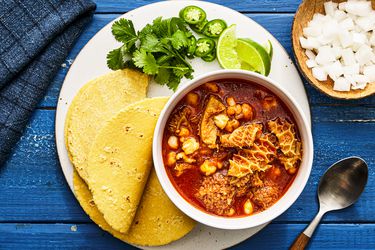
[0,0,96,166]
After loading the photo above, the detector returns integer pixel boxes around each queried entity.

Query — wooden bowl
[292,0,375,99]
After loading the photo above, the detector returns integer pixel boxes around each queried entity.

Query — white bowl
[153,69,313,230]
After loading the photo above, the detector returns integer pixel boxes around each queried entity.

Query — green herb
[107,17,198,90]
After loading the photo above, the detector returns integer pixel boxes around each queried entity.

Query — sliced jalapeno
[190,19,208,34]
[202,49,216,62]
[195,38,215,57]
[180,6,206,25]
[187,36,197,58]
[202,19,227,38]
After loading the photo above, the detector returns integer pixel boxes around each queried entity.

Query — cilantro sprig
[107,17,196,90]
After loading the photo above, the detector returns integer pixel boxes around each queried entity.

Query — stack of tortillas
[65,69,195,246]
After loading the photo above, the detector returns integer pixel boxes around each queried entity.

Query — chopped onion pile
[299,0,375,92]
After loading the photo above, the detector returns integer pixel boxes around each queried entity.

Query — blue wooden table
[0,0,374,249]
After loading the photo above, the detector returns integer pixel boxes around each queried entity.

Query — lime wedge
[237,38,271,76]
[217,25,272,76]
[217,24,241,69]
[264,40,273,60]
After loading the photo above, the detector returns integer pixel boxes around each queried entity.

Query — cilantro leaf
[170,17,189,33]
[167,72,182,91]
[171,30,189,50]
[154,67,171,85]
[112,19,138,51]
[138,24,153,40]
[107,47,125,70]
[107,15,216,91]
[152,17,171,38]
[140,33,160,52]
[173,63,191,77]
[133,49,159,75]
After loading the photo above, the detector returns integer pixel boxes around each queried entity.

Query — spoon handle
[290,210,325,250]
[290,233,310,250]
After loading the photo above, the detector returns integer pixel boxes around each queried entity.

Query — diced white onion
[316,46,336,65]
[341,48,356,65]
[339,18,355,30]
[303,26,322,37]
[338,30,353,48]
[300,0,375,91]
[312,66,328,81]
[306,59,317,68]
[324,1,338,16]
[305,49,316,59]
[333,77,351,91]
[343,63,360,75]
[355,45,373,65]
[363,65,375,82]
[345,1,372,17]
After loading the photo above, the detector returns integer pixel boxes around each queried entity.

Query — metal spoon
[290,156,368,250]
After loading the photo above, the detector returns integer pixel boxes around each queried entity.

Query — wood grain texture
[1,108,374,222]
[0,223,374,249]
[292,0,375,99]
[94,0,302,13]
[37,14,375,109]
[290,232,310,250]
[1,1,375,249]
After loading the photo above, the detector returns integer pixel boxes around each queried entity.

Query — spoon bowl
[318,157,368,211]
[290,156,368,250]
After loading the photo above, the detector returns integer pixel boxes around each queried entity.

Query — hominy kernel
[214,114,229,130]
[225,123,234,132]
[167,136,179,149]
[217,161,223,169]
[287,167,297,175]
[186,92,199,106]
[231,119,240,129]
[235,113,244,120]
[227,106,236,116]
[205,82,219,92]
[235,104,242,115]
[242,103,254,120]
[182,137,200,155]
[178,127,190,137]
[227,208,235,216]
[273,167,281,177]
[226,97,236,106]
[167,152,176,166]
[200,160,217,176]
[243,199,253,215]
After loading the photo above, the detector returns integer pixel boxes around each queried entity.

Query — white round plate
[55,1,311,249]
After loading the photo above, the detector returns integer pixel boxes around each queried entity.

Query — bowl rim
[152,69,314,230]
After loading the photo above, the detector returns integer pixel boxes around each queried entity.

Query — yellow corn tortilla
[65,69,149,182]
[73,170,196,246]
[86,97,169,233]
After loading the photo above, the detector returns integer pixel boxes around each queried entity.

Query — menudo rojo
[162,80,302,217]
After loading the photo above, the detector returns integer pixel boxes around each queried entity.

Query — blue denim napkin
[0,0,96,165]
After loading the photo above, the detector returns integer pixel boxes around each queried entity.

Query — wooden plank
[37,14,375,108]
[0,223,374,249]
[94,0,302,13]
[0,107,374,222]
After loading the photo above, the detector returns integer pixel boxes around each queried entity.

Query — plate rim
[55,1,311,248]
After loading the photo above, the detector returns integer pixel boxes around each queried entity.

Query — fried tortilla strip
[65,69,149,182]
[73,170,196,246]
[86,97,168,233]
[200,96,225,148]
[221,123,263,148]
